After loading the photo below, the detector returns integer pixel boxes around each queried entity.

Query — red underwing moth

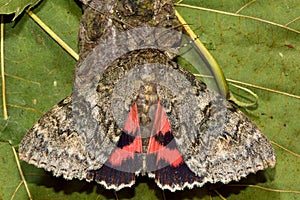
[19,0,276,191]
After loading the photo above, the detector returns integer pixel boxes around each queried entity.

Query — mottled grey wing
[167,68,276,185]
[19,96,89,180]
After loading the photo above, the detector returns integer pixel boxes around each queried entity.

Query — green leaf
[0,0,41,20]
[0,0,299,199]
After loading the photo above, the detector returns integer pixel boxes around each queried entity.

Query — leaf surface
[0,0,41,19]
[0,0,299,199]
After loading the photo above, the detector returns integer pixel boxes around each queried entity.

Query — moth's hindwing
[86,103,142,190]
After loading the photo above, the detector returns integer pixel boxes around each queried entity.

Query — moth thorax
[136,84,158,127]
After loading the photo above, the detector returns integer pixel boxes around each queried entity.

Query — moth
[19,0,276,191]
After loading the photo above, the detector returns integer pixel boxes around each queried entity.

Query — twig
[229,184,300,194]
[228,83,258,107]
[10,143,32,200]
[285,16,300,26]
[236,0,256,14]
[10,180,23,200]
[271,140,300,158]
[7,104,43,114]
[226,78,300,100]
[1,15,8,119]
[175,3,300,35]
[196,74,300,100]
[214,189,227,200]
[26,9,79,61]
[5,73,40,85]
[175,10,229,98]
[113,190,119,200]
